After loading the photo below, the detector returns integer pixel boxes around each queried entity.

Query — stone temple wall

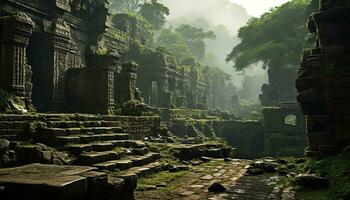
[262,102,306,157]
[0,0,137,114]
[215,120,264,158]
[296,0,350,156]
[0,113,160,141]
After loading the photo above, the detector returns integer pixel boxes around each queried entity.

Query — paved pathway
[135,159,295,200]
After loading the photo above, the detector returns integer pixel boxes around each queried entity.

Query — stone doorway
[27,32,51,111]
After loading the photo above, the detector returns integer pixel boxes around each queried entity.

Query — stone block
[306,115,333,132]
[299,102,333,115]
[15,145,42,164]
[297,88,332,103]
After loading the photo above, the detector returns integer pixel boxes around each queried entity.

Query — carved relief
[0,13,34,98]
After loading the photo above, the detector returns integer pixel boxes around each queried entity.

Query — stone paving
[135,159,295,200]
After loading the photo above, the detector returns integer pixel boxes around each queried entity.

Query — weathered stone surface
[0,164,98,200]
[296,1,350,155]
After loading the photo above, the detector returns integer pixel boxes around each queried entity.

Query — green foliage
[139,0,169,29]
[289,150,350,199]
[175,24,216,61]
[226,0,314,71]
[0,90,27,113]
[306,149,350,200]
[175,24,216,42]
[110,0,169,30]
[155,24,217,63]
[156,28,194,63]
[137,170,188,191]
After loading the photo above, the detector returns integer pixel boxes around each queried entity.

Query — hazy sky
[230,0,291,17]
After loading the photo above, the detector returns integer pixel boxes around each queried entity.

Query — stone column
[157,70,170,108]
[85,53,119,115]
[50,19,78,110]
[0,13,34,98]
[116,61,139,104]
[296,1,350,156]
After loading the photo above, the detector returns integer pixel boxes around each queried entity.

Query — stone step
[0,129,23,136]
[99,133,129,141]
[131,147,149,156]
[100,121,122,127]
[56,136,80,145]
[65,128,82,135]
[76,151,121,165]
[66,144,93,155]
[110,140,146,148]
[81,127,113,134]
[129,153,160,167]
[81,127,124,134]
[114,162,163,179]
[106,176,136,200]
[0,134,18,140]
[39,127,66,138]
[92,153,160,171]
[83,121,102,127]
[0,164,105,200]
[58,133,129,146]
[47,121,83,128]
[92,159,134,171]
[91,142,115,151]
[0,121,28,129]
[0,114,37,121]
[79,134,101,143]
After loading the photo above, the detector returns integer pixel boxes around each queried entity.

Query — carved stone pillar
[296,2,350,156]
[0,13,34,99]
[50,19,78,109]
[85,53,119,114]
[116,61,139,104]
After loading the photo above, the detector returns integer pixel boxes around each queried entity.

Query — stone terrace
[0,113,162,200]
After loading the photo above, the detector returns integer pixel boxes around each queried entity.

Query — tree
[139,0,170,29]
[175,24,216,61]
[110,0,169,29]
[226,0,315,71]
[156,28,194,63]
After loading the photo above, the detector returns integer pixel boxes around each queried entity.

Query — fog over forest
[161,0,269,90]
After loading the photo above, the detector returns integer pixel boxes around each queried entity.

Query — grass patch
[137,170,189,191]
[146,142,182,165]
[296,148,350,200]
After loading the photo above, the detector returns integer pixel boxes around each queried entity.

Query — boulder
[246,167,264,176]
[208,182,227,193]
[0,139,10,153]
[295,174,329,188]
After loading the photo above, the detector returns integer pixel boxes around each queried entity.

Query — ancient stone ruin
[297,0,350,156]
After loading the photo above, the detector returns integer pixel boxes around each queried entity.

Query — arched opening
[284,114,297,126]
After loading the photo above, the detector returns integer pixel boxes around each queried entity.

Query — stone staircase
[0,114,165,200]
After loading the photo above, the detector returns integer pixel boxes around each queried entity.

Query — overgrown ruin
[0,0,349,199]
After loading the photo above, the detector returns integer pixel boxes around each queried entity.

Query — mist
[161,0,268,96]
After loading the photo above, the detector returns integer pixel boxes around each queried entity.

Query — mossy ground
[136,170,189,191]
[275,149,350,200]
[300,149,350,200]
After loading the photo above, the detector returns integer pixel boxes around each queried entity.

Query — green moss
[0,90,27,113]
[137,170,188,191]
[146,142,182,165]
[283,150,350,200]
